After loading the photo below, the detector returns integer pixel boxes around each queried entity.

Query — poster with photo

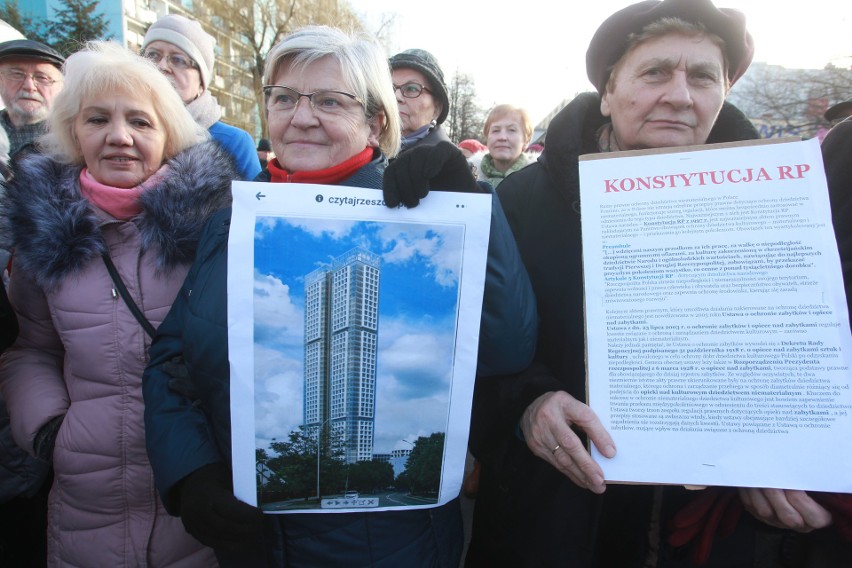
[227,182,491,513]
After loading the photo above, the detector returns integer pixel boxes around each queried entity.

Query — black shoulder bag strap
[101,251,157,339]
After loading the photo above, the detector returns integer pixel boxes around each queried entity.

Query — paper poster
[227,182,491,512]
[579,138,852,492]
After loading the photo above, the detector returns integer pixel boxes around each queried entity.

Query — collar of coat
[1,140,238,291]
[538,92,760,202]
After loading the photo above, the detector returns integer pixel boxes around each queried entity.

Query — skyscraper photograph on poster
[251,216,463,511]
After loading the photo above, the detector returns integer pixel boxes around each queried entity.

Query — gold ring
[551,444,561,455]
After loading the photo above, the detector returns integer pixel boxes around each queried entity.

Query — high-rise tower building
[304,248,380,464]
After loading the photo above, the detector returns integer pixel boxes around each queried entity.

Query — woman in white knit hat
[142,14,261,180]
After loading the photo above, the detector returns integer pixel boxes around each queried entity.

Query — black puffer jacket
[467,93,765,568]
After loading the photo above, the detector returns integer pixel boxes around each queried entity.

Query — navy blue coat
[143,153,536,566]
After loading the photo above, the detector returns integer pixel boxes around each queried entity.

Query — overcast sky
[350,0,851,123]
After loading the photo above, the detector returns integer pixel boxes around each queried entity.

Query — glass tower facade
[304,248,380,463]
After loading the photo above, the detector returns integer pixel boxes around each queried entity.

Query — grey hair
[263,26,401,158]
[42,41,208,164]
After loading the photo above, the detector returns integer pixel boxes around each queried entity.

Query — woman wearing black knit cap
[389,48,451,152]
[465,0,843,566]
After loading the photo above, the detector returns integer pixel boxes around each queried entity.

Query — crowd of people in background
[0,0,849,566]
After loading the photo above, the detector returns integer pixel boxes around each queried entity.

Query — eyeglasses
[142,50,198,70]
[0,69,59,87]
[393,82,430,99]
[262,85,364,115]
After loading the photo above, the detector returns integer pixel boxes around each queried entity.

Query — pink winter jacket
[0,143,235,567]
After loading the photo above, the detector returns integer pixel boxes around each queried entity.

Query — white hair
[263,26,401,157]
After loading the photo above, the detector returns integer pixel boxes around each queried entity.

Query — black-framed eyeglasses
[141,49,198,71]
[393,82,430,99]
[0,69,59,87]
[262,85,364,115]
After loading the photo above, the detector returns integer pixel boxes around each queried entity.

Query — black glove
[178,462,265,550]
[163,355,201,403]
[384,141,482,208]
[33,414,64,462]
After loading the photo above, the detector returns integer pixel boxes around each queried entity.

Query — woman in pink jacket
[0,41,236,566]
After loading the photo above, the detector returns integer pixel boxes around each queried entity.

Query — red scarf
[266,147,373,185]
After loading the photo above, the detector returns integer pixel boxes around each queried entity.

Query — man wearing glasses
[0,39,64,160]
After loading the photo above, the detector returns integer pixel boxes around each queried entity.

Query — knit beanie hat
[586,0,753,94]
[143,14,215,89]
[389,49,449,125]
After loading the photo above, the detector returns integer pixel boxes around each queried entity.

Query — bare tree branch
[446,70,486,142]
[727,62,852,138]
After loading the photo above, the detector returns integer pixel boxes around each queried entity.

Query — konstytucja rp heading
[603,164,811,193]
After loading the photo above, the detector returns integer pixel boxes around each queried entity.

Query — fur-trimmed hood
[1,140,237,291]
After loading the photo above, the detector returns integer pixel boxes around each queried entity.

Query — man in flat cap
[0,39,64,160]
[465,1,840,566]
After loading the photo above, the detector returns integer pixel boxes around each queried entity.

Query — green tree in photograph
[267,426,346,500]
[402,432,445,496]
[346,459,394,493]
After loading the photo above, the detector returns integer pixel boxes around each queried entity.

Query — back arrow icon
[256,192,266,200]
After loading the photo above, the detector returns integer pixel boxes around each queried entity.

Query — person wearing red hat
[464,1,841,566]
[457,138,487,158]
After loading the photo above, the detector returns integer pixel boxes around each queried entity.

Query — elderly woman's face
[267,56,380,172]
[144,40,204,104]
[600,33,726,150]
[392,68,440,136]
[74,92,166,188]
[486,114,526,171]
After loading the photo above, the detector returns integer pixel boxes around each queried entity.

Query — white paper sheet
[227,182,491,512]
[580,138,852,492]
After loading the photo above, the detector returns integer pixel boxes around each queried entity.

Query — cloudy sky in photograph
[251,215,465,455]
